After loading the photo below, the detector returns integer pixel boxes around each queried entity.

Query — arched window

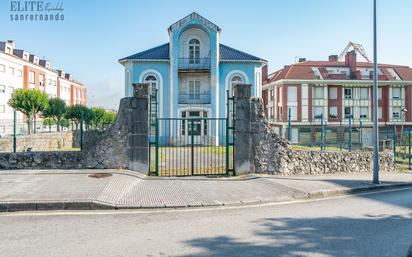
[189,38,200,64]
[230,75,244,90]
[144,74,157,95]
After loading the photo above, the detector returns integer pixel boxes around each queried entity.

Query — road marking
[1,186,412,218]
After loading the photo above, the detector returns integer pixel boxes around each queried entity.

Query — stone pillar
[127,83,150,172]
[233,84,253,174]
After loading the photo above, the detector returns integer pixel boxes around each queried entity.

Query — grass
[289,145,346,152]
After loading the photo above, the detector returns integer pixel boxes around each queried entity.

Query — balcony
[178,58,211,72]
[178,93,211,104]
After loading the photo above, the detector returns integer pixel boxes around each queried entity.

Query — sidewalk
[0,169,412,211]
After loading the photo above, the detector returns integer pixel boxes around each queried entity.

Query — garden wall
[0,131,74,152]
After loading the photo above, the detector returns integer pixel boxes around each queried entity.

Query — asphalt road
[1,188,412,257]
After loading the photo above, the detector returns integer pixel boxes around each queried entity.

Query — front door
[181,110,208,144]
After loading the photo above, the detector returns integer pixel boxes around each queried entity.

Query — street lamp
[400,107,408,157]
[372,0,379,184]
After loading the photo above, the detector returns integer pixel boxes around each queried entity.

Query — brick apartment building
[262,51,412,145]
[0,40,87,135]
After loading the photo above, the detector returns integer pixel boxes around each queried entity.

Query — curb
[1,182,411,212]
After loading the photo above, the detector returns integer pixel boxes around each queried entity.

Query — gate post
[127,83,150,172]
[233,84,253,175]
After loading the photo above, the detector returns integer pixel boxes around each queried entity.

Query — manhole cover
[88,173,113,179]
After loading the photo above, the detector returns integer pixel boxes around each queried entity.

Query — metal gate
[149,91,235,176]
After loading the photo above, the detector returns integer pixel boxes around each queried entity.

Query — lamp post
[400,107,408,158]
[372,0,379,184]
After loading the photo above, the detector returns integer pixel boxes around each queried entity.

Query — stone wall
[0,131,74,152]
[0,83,150,173]
[282,149,396,175]
[233,84,397,175]
[0,151,83,169]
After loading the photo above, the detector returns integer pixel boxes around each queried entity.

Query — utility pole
[372,0,380,184]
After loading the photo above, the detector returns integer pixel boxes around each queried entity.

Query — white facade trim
[139,69,164,119]
[224,70,250,93]
[263,79,412,89]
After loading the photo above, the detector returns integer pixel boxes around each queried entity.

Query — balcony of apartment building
[178,81,211,104]
[178,57,211,72]
[178,92,211,104]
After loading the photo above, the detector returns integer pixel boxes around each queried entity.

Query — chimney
[345,50,357,74]
[328,55,338,62]
[284,65,290,69]
[298,58,306,63]
[262,64,268,82]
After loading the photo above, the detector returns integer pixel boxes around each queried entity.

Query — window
[29,71,35,84]
[278,107,283,118]
[329,106,338,119]
[270,90,274,101]
[314,87,323,99]
[53,80,56,87]
[378,87,382,100]
[392,107,401,119]
[378,106,383,120]
[0,64,5,72]
[39,74,45,88]
[188,80,201,100]
[360,107,368,119]
[329,87,337,100]
[288,106,297,120]
[8,86,14,94]
[360,88,369,100]
[17,69,22,77]
[344,107,353,119]
[313,106,324,119]
[344,88,352,99]
[0,85,5,93]
[287,86,297,102]
[231,75,244,90]
[392,88,401,99]
[48,79,52,85]
[8,67,14,75]
[0,105,5,113]
[188,38,200,64]
[144,75,157,95]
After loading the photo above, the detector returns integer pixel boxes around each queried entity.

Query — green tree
[65,104,89,130]
[8,89,48,134]
[59,118,70,129]
[42,98,66,131]
[102,111,116,128]
[43,117,55,132]
[91,107,106,129]
[82,108,95,130]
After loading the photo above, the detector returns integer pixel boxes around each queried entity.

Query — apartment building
[0,40,87,135]
[262,51,412,145]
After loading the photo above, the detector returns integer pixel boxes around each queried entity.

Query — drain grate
[88,173,113,179]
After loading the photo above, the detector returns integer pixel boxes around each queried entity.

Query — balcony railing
[178,93,211,104]
[178,58,211,71]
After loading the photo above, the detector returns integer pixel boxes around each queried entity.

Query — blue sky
[1,0,411,109]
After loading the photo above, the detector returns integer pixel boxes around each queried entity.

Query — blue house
[119,12,266,145]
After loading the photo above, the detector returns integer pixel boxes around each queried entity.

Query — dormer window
[189,38,200,64]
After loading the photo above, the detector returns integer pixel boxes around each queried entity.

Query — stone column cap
[233,84,252,98]
[132,83,150,99]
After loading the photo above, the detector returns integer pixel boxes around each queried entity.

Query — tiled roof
[219,44,266,62]
[264,60,412,83]
[119,43,170,61]
[119,43,266,62]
